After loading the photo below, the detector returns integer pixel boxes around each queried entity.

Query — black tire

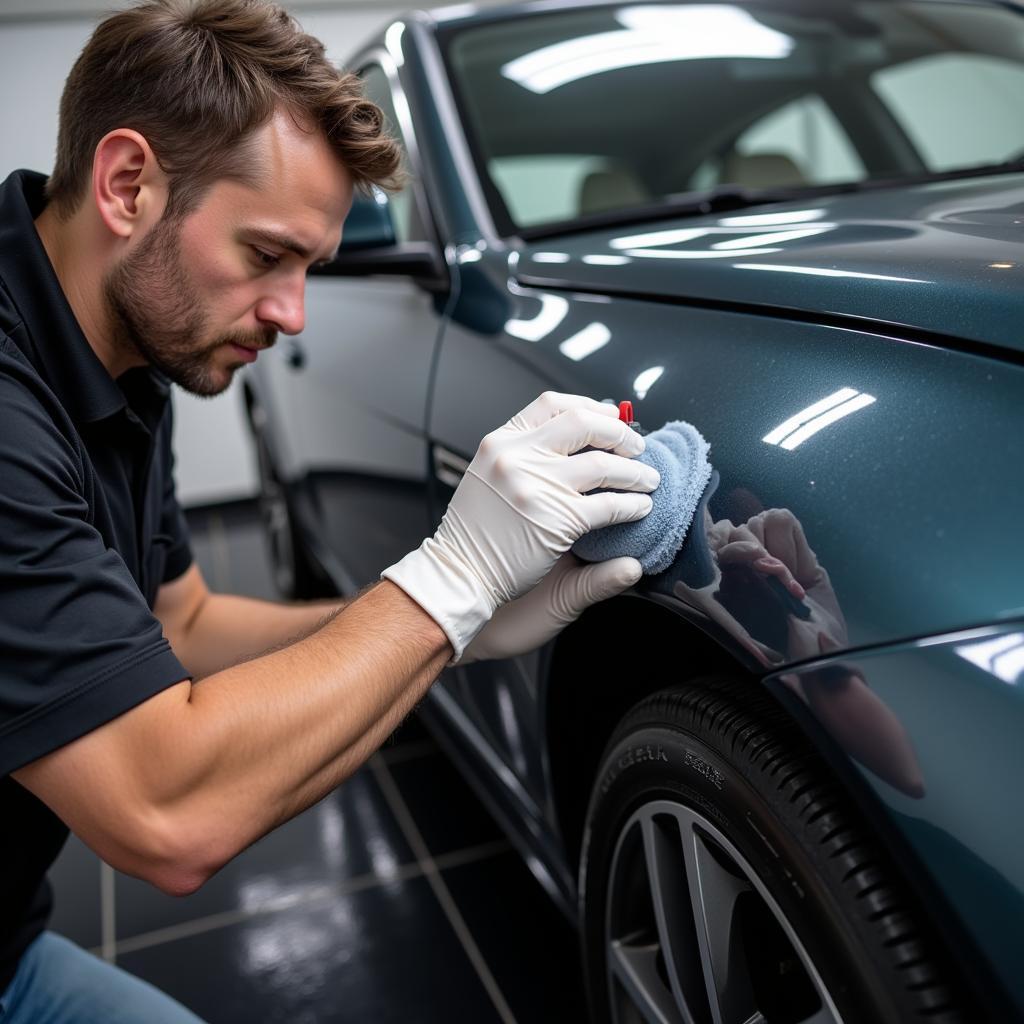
[579,678,965,1024]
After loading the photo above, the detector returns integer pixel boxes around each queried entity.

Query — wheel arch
[542,593,756,878]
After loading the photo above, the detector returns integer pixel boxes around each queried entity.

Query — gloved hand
[457,551,644,665]
[381,391,659,665]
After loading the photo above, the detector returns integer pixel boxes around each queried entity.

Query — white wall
[0,1,431,506]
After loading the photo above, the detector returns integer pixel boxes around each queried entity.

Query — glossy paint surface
[432,250,1024,668]
[764,623,1024,1013]
[515,177,1024,354]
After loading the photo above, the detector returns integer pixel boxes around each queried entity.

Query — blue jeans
[0,932,206,1023]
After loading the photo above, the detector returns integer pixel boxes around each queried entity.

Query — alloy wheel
[605,798,843,1024]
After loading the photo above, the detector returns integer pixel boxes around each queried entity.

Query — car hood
[515,173,1024,357]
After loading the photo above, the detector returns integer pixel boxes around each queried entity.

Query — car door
[271,55,448,589]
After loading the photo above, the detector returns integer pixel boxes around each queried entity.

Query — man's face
[103,110,354,396]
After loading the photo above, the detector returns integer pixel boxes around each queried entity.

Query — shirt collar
[0,169,168,427]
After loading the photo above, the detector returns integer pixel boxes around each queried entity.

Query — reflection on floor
[47,501,587,1023]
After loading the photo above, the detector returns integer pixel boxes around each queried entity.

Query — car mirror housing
[313,241,449,293]
[338,189,397,251]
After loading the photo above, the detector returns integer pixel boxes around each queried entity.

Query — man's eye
[252,248,280,268]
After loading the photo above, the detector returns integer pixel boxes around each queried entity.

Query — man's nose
[255,274,306,336]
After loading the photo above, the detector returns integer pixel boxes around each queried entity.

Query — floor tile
[186,530,218,586]
[116,766,414,941]
[385,752,503,858]
[47,833,103,950]
[118,875,502,1024]
[442,849,588,1023]
[221,517,278,601]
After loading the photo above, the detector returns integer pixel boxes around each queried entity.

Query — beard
[103,215,276,397]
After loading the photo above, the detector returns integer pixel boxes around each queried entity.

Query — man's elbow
[109,806,231,898]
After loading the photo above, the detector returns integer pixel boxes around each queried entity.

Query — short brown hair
[46,0,404,220]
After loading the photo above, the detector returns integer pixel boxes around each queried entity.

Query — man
[0,1,658,1019]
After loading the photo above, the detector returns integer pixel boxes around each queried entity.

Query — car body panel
[259,273,444,588]
[764,622,1024,1015]
[433,251,1024,659]
[513,175,1024,356]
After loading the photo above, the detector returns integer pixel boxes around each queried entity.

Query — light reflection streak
[502,6,793,94]
[734,263,930,283]
[955,633,1024,685]
[777,393,876,449]
[763,387,860,445]
[633,366,664,399]
[505,293,569,342]
[559,322,611,361]
[719,208,826,226]
[610,227,709,249]
[710,226,833,249]
[384,22,405,66]
[625,246,782,259]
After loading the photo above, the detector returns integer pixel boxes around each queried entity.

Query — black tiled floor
[119,876,500,1024]
[441,850,588,1023]
[388,751,505,858]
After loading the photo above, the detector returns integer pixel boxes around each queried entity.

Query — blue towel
[572,420,713,575]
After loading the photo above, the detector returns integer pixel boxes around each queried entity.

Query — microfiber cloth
[571,420,713,575]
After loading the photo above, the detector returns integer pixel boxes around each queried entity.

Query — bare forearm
[173,591,349,678]
[141,579,451,888]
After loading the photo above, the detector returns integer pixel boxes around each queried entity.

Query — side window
[873,54,1024,171]
[488,153,644,224]
[359,64,426,244]
[690,94,865,189]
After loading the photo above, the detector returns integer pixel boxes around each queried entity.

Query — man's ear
[92,129,169,240]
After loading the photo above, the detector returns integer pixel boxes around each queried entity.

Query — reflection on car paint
[648,470,925,797]
[762,387,877,451]
[953,632,1024,686]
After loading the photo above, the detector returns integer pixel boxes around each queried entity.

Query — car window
[442,1,1024,235]
[691,94,866,189]
[359,64,427,244]
[489,154,624,225]
[873,53,1024,171]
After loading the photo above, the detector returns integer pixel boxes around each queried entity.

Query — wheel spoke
[609,938,685,1024]
[679,818,757,1024]
[605,800,844,1024]
[640,814,711,1024]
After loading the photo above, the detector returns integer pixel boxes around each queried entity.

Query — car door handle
[433,444,469,489]
[284,339,306,370]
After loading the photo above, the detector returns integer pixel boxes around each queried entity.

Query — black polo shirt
[0,169,194,990]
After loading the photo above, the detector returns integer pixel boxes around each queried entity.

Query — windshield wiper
[519,183,856,241]
[519,162,1024,242]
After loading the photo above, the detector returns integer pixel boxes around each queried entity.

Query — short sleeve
[0,370,192,776]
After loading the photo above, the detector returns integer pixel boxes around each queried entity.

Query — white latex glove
[381,391,659,665]
[456,552,644,665]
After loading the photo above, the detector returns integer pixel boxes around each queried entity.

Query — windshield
[441,1,1024,235]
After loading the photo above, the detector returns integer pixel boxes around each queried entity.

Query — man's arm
[12,391,655,903]
[154,563,348,678]
[13,579,450,897]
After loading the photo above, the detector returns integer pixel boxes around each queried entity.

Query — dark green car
[243,2,1024,1020]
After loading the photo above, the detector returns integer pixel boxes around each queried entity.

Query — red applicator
[618,400,647,435]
